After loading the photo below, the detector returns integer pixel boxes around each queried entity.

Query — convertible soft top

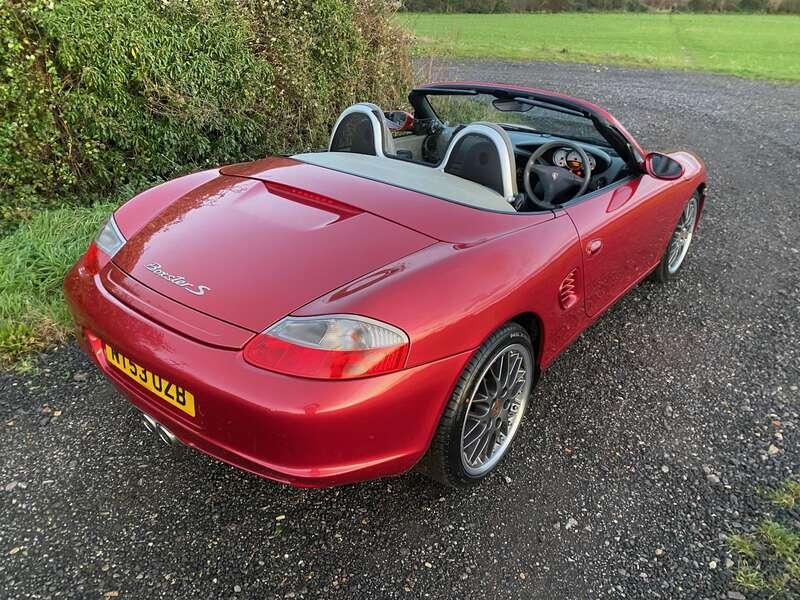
[293,152,516,213]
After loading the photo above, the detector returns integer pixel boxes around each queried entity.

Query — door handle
[586,239,603,256]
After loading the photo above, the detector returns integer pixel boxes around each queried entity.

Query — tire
[652,191,700,283]
[419,322,535,488]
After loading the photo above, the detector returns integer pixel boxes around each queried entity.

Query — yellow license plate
[104,344,196,417]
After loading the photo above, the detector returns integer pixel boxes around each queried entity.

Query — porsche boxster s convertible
[65,82,706,488]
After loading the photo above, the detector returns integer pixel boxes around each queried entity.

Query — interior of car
[294,89,637,214]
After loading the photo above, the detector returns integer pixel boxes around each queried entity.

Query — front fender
[668,150,708,223]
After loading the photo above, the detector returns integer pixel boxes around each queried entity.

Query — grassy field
[398,13,800,81]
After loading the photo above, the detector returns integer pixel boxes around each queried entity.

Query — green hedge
[0,0,411,232]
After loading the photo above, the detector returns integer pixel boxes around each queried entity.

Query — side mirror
[644,152,684,180]
[384,110,414,132]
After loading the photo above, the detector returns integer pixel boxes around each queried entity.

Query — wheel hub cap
[490,399,502,417]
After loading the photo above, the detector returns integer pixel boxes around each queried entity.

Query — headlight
[95,216,126,257]
[243,315,409,379]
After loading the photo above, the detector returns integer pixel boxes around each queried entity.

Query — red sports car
[65,82,706,488]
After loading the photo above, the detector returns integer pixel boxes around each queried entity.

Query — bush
[773,0,800,11]
[684,0,740,10]
[0,0,411,233]
[739,0,768,10]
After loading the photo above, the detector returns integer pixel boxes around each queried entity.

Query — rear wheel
[653,192,699,282]
[420,322,535,488]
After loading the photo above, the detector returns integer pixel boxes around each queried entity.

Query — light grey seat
[439,122,517,203]
[329,103,396,158]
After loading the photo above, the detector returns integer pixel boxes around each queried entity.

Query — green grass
[398,12,800,81]
[0,202,116,367]
[727,479,800,597]
[770,479,800,509]
[734,561,767,591]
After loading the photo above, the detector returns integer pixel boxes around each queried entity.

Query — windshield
[425,92,609,146]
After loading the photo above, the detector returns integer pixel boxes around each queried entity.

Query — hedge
[0,0,411,233]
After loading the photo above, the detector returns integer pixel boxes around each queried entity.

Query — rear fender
[295,214,584,370]
[114,169,220,237]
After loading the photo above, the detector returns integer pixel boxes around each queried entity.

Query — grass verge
[729,479,800,597]
[398,12,800,81]
[0,202,116,368]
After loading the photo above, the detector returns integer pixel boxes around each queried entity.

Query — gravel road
[2,60,799,599]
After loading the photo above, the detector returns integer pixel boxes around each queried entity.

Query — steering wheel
[523,141,592,210]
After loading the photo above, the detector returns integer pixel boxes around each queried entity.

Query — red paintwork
[112,168,435,332]
[64,83,707,487]
[565,163,699,316]
[220,158,555,243]
[67,262,472,486]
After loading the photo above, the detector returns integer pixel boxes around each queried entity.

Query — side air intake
[559,268,579,310]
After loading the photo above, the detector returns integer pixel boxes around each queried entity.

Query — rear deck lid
[221,156,553,244]
[112,169,434,332]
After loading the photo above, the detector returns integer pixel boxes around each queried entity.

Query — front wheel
[420,322,535,488]
[653,192,700,282]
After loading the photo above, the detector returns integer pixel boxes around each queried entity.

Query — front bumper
[64,262,471,487]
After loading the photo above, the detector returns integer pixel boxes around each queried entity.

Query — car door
[563,175,677,316]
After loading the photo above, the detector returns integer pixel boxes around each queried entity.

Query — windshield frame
[410,83,643,171]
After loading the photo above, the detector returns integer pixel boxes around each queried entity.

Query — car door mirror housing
[645,152,684,180]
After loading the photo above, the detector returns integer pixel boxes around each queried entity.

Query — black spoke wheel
[418,322,535,488]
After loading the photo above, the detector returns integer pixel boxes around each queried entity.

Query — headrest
[329,103,396,158]
[440,122,517,200]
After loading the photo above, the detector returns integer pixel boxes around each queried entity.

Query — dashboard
[508,131,627,193]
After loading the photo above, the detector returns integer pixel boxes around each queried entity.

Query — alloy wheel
[459,343,532,476]
[667,197,698,274]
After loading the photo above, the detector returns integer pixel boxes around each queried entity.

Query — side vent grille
[559,268,579,310]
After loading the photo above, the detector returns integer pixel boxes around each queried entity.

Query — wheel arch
[509,311,544,376]
[695,182,707,220]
